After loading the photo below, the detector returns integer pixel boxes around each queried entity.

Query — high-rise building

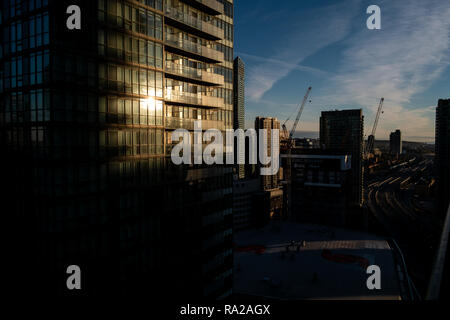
[0,0,234,298]
[255,116,280,191]
[253,116,283,224]
[320,109,364,207]
[233,56,244,130]
[233,56,245,179]
[436,99,450,218]
[390,129,402,155]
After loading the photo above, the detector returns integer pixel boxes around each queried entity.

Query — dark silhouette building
[320,109,364,208]
[1,0,234,298]
[281,150,352,227]
[232,178,259,231]
[390,129,402,156]
[436,99,450,219]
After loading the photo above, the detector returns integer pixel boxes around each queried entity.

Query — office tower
[233,56,245,179]
[436,99,450,218]
[320,109,364,207]
[0,0,234,298]
[390,129,402,155]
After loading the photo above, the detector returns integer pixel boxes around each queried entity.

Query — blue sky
[234,0,450,142]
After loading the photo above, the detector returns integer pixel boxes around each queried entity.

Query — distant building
[294,138,319,149]
[233,178,260,231]
[250,117,284,225]
[320,109,364,207]
[255,117,281,191]
[253,188,284,225]
[233,57,245,130]
[390,130,403,155]
[281,149,352,227]
[436,99,450,218]
[233,57,245,179]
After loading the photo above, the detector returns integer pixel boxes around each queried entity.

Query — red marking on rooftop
[321,249,370,269]
[235,245,266,254]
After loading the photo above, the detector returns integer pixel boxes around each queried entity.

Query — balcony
[165,33,224,63]
[179,0,224,16]
[165,117,225,131]
[165,91,223,108]
[165,61,225,86]
[201,68,224,85]
[164,5,224,40]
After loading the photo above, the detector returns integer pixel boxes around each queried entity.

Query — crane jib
[289,86,312,139]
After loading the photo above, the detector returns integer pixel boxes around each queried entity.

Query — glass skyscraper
[1,0,233,298]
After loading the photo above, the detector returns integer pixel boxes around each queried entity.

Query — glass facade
[1,0,233,298]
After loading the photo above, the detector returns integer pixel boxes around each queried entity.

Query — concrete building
[320,109,364,207]
[244,117,284,226]
[281,149,352,227]
[0,0,234,298]
[233,56,245,179]
[294,138,319,149]
[390,130,402,156]
[436,99,450,218]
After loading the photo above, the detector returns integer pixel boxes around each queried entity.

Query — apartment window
[109,1,162,40]
[100,29,163,68]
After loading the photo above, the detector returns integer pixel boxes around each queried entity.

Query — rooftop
[233,222,413,300]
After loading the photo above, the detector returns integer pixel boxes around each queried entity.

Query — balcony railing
[165,33,224,62]
[201,68,224,85]
[165,61,224,85]
[165,5,223,39]
[197,0,224,14]
[165,117,225,131]
[165,91,223,108]
[166,141,225,157]
[180,0,224,15]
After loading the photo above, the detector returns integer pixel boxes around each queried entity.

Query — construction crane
[281,86,312,146]
[281,86,312,221]
[365,97,384,157]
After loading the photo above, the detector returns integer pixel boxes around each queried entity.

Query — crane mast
[365,97,384,156]
[289,87,312,139]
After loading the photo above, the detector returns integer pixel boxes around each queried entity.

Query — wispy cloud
[322,0,450,140]
[245,0,360,101]
[235,52,332,78]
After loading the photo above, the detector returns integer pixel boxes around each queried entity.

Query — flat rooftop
[233,222,410,300]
